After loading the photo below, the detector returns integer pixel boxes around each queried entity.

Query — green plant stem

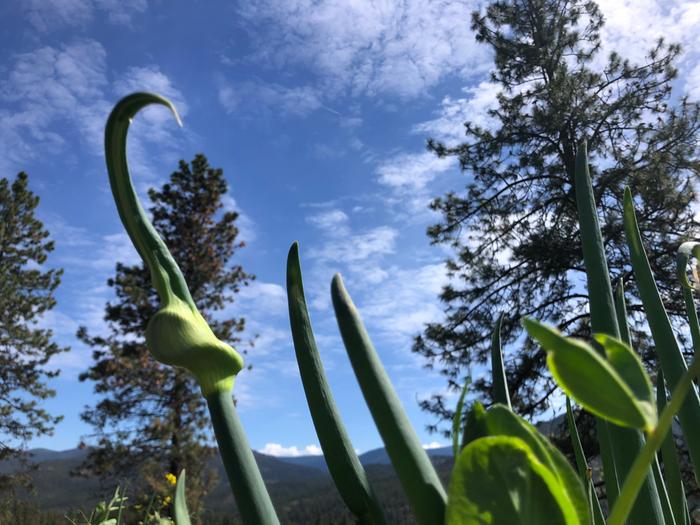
[206,390,279,525]
[657,371,689,525]
[608,358,700,525]
[575,143,655,518]
[331,274,446,525]
[286,243,387,524]
[104,92,192,308]
[490,313,511,409]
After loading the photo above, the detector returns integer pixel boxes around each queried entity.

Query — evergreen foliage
[78,154,253,516]
[414,0,700,427]
[0,172,66,490]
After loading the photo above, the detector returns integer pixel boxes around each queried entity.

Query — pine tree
[414,0,700,429]
[78,154,254,514]
[0,172,66,490]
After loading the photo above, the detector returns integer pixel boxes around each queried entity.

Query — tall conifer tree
[0,172,66,490]
[78,154,253,513]
[414,0,700,426]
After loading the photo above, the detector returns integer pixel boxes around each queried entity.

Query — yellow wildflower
[165,472,177,486]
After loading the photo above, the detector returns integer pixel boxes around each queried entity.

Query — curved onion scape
[100,93,700,525]
[104,93,278,525]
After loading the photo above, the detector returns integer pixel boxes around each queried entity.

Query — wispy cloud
[376,152,455,192]
[0,39,107,173]
[593,1,700,99]
[237,0,490,99]
[308,224,397,265]
[306,209,350,235]
[236,281,288,320]
[0,39,187,180]
[412,81,501,143]
[218,81,322,117]
[24,0,148,31]
[220,194,257,244]
[354,262,449,343]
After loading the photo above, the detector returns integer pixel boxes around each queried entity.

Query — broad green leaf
[594,333,656,427]
[446,436,579,525]
[461,402,488,448]
[523,317,653,431]
[593,334,653,404]
[480,405,590,525]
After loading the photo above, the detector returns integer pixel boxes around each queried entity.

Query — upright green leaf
[676,242,700,360]
[607,357,700,525]
[651,456,677,525]
[574,143,664,523]
[452,379,470,459]
[446,436,579,525]
[286,243,387,524]
[490,313,511,409]
[173,470,192,525]
[331,274,446,525]
[566,398,606,525]
[657,371,689,525]
[624,187,700,477]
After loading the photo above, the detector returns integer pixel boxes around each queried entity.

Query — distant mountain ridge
[271,444,452,471]
[2,444,453,473]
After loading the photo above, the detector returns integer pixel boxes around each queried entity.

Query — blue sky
[2,0,700,457]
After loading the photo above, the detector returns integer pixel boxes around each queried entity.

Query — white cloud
[0,41,186,178]
[237,281,287,319]
[356,263,449,342]
[237,0,489,98]
[219,82,322,117]
[376,151,456,192]
[221,194,257,244]
[309,226,397,264]
[58,231,140,271]
[26,0,93,32]
[593,1,700,99]
[412,81,501,143]
[597,1,700,62]
[422,441,445,450]
[259,443,323,457]
[93,0,147,25]
[688,63,700,100]
[306,209,350,235]
[0,39,107,172]
[25,0,148,31]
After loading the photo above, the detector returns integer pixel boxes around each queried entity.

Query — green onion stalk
[104,92,279,525]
